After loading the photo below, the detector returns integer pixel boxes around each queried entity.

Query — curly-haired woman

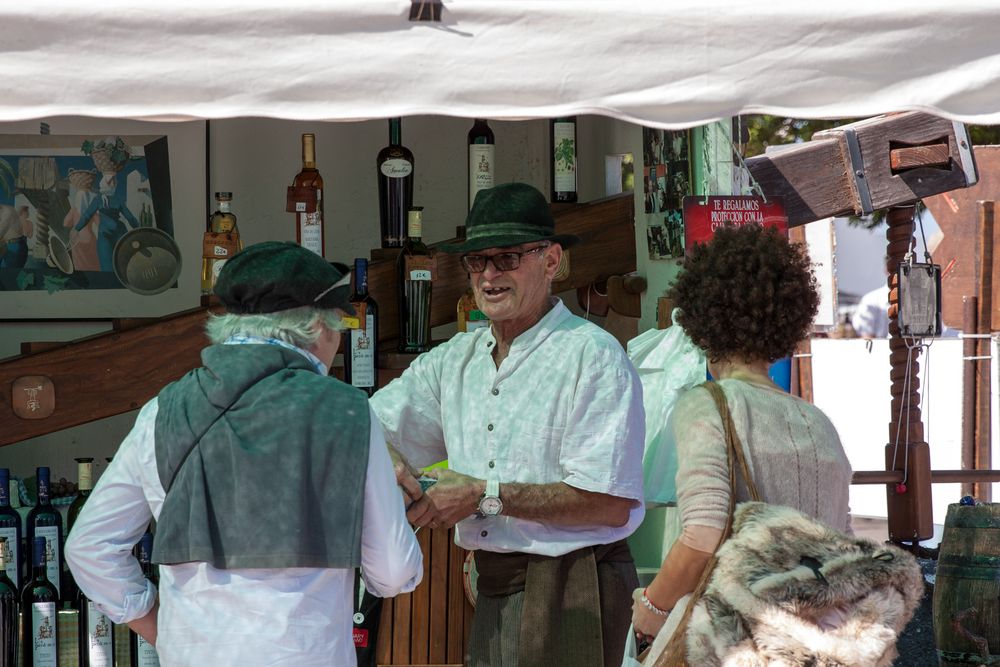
[631,225,853,653]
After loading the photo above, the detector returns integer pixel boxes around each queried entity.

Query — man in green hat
[67,241,424,666]
[372,183,645,666]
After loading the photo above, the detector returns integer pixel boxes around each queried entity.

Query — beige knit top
[673,378,853,553]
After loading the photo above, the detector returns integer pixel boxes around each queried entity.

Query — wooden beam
[890,144,950,171]
[0,306,216,448]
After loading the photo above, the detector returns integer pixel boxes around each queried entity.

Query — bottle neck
[217,201,232,213]
[0,470,8,507]
[302,135,317,168]
[407,211,422,240]
[77,461,93,492]
[354,261,369,295]
[32,539,47,577]
[389,118,402,146]
[37,470,50,506]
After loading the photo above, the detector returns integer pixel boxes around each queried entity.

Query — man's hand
[423,469,484,529]
[388,445,440,528]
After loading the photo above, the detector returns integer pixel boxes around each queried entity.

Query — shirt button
[481,530,489,537]
[487,424,494,431]
[492,388,499,396]
[489,460,495,468]
[487,341,493,347]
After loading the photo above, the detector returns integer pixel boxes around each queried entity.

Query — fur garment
[685,502,924,666]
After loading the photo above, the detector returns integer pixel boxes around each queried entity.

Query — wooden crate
[377,527,473,666]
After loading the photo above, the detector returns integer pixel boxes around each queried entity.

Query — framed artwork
[642,127,691,260]
[0,118,205,319]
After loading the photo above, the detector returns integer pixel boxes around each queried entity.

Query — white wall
[1,114,644,479]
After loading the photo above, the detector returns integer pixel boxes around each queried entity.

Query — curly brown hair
[668,225,818,363]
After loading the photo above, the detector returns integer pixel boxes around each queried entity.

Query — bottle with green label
[344,258,379,397]
[397,207,433,352]
[550,117,578,203]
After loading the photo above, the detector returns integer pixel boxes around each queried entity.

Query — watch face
[479,496,503,516]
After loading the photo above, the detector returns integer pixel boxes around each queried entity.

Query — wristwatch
[478,479,503,517]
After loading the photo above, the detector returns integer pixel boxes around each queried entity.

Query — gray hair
[205,306,344,348]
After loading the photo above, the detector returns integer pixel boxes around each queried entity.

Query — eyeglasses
[460,243,551,273]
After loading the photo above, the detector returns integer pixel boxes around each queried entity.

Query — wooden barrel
[933,503,1000,666]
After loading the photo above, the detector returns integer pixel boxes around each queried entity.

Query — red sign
[353,628,369,647]
[683,196,787,256]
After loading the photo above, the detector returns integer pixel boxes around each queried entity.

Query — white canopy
[4,1,1000,126]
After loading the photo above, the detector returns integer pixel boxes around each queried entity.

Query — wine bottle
[397,208,433,353]
[291,133,325,257]
[129,532,159,667]
[0,538,16,667]
[377,118,414,248]
[0,470,20,591]
[550,117,578,203]
[21,537,58,667]
[78,586,114,667]
[25,467,62,599]
[457,289,489,333]
[200,192,242,294]
[468,119,495,210]
[67,457,94,534]
[343,258,379,397]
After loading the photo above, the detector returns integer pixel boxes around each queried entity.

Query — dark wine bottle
[0,538,16,667]
[0,470,20,591]
[343,258,379,397]
[25,467,62,600]
[67,457,94,534]
[21,536,58,667]
[550,117,578,202]
[129,532,159,667]
[468,118,495,210]
[397,207,433,353]
[377,118,414,248]
[292,133,325,258]
[78,587,114,667]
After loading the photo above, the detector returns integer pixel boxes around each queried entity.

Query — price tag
[202,232,240,259]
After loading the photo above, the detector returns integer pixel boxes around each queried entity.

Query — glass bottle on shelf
[550,117,578,203]
[129,532,159,667]
[468,118,495,211]
[0,469,20,591]
[290,133,325,257]
[377,118,414,248]
[0,537,15,667]
[457,289,489,333]
[397,207,433,353]
[25,467,62,600]
[77,578,114,667]
[343,258,379,397]
[201,192,242,294]
[21,536,58,667]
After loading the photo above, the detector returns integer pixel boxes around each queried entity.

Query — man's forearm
[126,599,159,646]
[501,481,634,527]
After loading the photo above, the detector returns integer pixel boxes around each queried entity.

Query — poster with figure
[642,127,691,260]
[0,119,204,318]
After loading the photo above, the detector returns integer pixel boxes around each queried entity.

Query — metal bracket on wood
[843,128,874,215]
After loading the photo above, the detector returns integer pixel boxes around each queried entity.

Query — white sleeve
[65,400,161,624]
[359,406,424,597]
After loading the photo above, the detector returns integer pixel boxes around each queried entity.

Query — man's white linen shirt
[66,346,423,667]
[371,298,645,557]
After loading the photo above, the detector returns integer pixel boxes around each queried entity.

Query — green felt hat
[439,182,581,254]
[214,241,354,315]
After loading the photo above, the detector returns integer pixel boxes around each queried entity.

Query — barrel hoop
[940,554,1000,568]
[938,649,1000,664]
[944,508,1000,529]
[937,563,1000,581]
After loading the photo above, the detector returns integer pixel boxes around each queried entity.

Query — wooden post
[962,297,979,499]
[884,205,934,543]
[974,201,995,501]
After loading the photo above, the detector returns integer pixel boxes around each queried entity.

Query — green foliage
[42,273,69,294]
[554,138,576,171]
[80,136,131,166]
[16,270,36,290]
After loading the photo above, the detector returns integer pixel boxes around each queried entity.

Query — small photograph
[643,164,667,214]
[643,128,691,259]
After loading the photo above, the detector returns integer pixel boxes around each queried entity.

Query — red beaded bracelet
[641,588,670,617]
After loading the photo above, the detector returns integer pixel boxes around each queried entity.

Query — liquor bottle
[78,585,114,667]
[67,457,94,534]
[129,532,159,667]
[200,192,242,294]
[377,118,414,248]
[467,119,495,210]
[457,289,489,333]
[0,470,20,591]
[291,133,325,257]
[21,537,58,667]
[397,207,433,353]
[0,538,16,667]
[550,117,578,203]
[343,258,379,397]
[25,467,62,599]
